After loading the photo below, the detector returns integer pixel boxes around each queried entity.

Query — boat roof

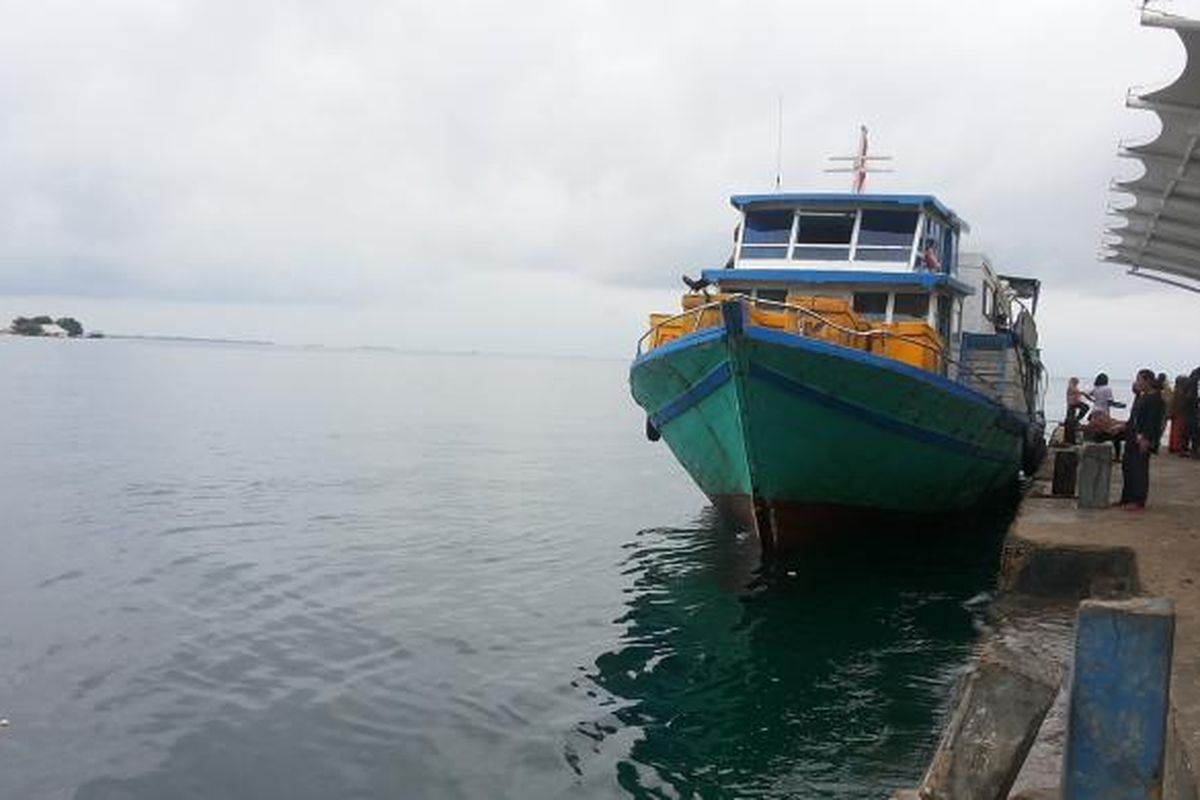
[701,268,975,296]
[730,193,969,233]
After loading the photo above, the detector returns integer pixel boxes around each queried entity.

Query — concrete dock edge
[902,452,1200,799]
[918,645,1061,800]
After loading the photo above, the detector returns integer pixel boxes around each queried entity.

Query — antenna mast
[825,125,893,193]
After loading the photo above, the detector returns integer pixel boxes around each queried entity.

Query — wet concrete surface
[987,600,1075,798]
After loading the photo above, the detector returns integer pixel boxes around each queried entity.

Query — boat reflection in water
[570,509,1012,798]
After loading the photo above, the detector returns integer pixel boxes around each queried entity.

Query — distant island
[5,315,101,338]
[106,334,272,346]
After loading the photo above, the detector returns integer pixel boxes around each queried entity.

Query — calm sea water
[0,338,1008,799]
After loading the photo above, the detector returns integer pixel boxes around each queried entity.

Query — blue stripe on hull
[650,361,732,429]
[631,326,725,369]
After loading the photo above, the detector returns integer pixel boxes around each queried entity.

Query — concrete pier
[919,645,1060,800]
[1005,453,1200,798]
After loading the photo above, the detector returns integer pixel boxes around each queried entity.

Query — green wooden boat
[630,188,1045,547]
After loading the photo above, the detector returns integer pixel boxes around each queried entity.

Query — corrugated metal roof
[1105,7,1200,293]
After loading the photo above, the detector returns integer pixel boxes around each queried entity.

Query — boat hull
[630,304,1029,545]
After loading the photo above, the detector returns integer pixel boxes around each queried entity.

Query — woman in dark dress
[1119,369,1166,510]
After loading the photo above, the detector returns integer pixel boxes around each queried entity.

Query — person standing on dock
[1168,375,1189,453]
[1118,369,1166,511]
[1184,368,1200,457]
[1158,372,1172,439]
[1065,377,1090,444]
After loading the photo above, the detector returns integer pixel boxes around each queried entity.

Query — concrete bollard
[917,645,1061,800]
[1077,442,1113,509]
[1051,448,1079,497]
[1062,597,1175,799]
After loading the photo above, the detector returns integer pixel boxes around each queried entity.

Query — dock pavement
[1007,450,1200,797]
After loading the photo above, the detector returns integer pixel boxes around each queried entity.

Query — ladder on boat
[958,333,1028,412]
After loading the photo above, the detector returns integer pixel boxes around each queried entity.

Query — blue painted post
[1062,597,1175,799]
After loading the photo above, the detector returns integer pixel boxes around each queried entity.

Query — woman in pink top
[1065,377,1090,443]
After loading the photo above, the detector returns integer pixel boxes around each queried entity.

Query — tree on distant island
[10,317,44,335]
[55,317,83,337]
[8,315,86,337]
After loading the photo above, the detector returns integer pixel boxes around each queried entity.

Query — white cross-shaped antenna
[825,125,894,193]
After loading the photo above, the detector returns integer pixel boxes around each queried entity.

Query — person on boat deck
[1065,377,1090,443]
[1118,368,1166,511]
[1082,372,1127,458]
[920,239,941,271]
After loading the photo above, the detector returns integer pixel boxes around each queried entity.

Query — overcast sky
[1,0,1196,378]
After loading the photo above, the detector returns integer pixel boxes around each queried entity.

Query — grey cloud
[0,0,1187,308]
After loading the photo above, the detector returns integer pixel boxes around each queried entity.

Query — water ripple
[0,345,1015,799]
[571,512,1011,798]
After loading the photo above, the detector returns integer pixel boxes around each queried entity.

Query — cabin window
[740,247,788,259]
[852,292,889,319]
[793,212,854,260]
[716,286,787,304]
[741,210,793,243]
[739,210,792,260]
[892,292,930,319]
[733,204,955,267]
[756,288,788,304]
[940,227,956,271]
[855,210,919,262]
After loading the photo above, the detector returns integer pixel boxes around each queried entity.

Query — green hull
[630,305,1028,541]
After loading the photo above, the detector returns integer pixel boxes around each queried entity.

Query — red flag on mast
[853,126,869,193]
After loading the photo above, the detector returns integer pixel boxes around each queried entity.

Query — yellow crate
[786,294,873,351]
[879,321,943,371]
